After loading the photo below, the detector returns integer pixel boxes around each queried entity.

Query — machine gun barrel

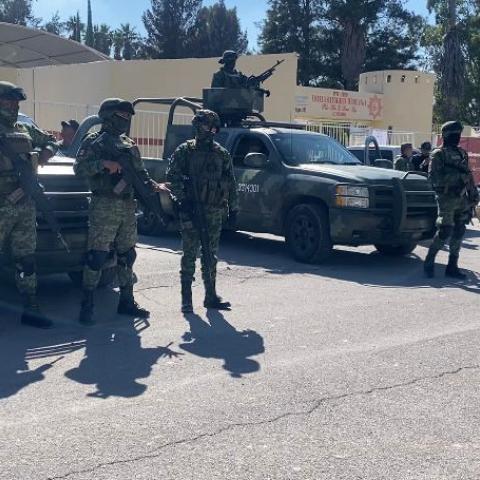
[250,59,285,86]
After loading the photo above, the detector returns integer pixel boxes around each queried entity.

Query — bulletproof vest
[0,130,35,196]
[186,141,229,206]
[442,147,470,187]
[222,70,247,89]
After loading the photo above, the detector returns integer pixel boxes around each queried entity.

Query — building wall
[359,70,435,145]
[0,67,18,84]
[14,53,297,132]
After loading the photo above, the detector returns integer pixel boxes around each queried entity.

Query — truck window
[233,135,270,167]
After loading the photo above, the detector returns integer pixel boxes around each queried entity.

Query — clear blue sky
[33,0,431,49]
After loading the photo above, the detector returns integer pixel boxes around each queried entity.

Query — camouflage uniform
[0,81,57,328]
[74,99,155,325]
[394,154,414,172]
[211,50,249,89]
[166,110,238,312]
[424,121,479,278]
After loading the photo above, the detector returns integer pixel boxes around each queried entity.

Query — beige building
[0,49,436,154]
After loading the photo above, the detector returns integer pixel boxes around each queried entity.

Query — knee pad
[15,255,36,277]
[438,225,453,241]
[118,247,136,268]
[86,250,109,271]
[452,223,467,239]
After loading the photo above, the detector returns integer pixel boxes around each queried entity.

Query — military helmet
[98,98,135,120]
[192,109,221,131]
[441,121,463,135]
[219,50,238,64]
[0,81,26,101]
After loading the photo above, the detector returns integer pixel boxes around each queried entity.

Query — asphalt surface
[1,228,480,480]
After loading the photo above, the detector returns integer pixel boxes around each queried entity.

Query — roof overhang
[0,22,110,68]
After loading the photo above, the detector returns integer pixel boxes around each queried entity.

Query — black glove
[227,209,238,230]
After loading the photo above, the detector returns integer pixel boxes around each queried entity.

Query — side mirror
[244,152,268,168]
[373,158,393,169]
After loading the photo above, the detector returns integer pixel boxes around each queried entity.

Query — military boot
[424,246,439,278]
[21,295,53,329]
[445,255,467,280]
[79,290,95,326]
[204,281,231,310]
[181,280,193,314]
[118,285,150,318]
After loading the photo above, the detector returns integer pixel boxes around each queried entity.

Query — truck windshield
[272,133,361,166]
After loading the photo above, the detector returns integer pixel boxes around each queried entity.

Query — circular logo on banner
[368,95,383,120]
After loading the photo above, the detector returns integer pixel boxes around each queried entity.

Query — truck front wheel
[137,206,166,236]
[285,204,332,263]
[374,243,417,256]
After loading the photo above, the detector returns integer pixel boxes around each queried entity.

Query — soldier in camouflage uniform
[394,143,414,171]
[0,81,57,328]
[424,121,479,278]
[74,99,161,325]
[211,51,250,89]
[166,110,239,313]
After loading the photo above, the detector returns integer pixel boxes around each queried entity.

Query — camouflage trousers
[83,195,137,291]
[0,198,37,296]
[179,207,224,284]
[430,194,470,257]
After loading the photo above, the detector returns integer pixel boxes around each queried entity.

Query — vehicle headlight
[335,185,369,208]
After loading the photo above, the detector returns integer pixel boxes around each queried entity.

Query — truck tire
[68,267,117,288]
[374,243,417,256]
[285,204,332,263]
[137,206,166,236]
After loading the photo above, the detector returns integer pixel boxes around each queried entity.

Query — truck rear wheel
[285,204,332,263]
[137,206,166,236]
[374,243,417,256]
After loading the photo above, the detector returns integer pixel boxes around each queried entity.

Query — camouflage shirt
[0,122,57,196]
[167,139,238,211]
[429,146,475,196]
[394,155,414,172]
[74,131,152,198]
[211,68,249,89]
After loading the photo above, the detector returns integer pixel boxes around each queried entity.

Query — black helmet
[192,109,221,132]
[441,121,463,136]
[98,98,135,120]
[219,50,238,64]
[0,81,26,101]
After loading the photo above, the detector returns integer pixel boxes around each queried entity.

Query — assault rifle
[247,59,285,89]
[0,136,69,252]
[91,133,168,227]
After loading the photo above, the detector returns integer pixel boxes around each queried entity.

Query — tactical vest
[0,129,35,196]
[439,147,470,192]
[185,140,229,206]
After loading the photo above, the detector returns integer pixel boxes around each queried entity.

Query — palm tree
[66,12,84,43]
[113,23,140,60]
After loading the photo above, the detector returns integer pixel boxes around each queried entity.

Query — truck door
[232,133,284,232]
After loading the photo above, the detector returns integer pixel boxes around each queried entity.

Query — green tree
[142,0,202,58]
[0,0,38,25]
[85,0,95,47]
[93,23,113,56]
[66,12,84,43]
[186,0,248,57]
[42,11,64,36]
[112,23,142,60]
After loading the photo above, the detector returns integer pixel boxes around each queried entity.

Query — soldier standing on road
[0,81,57,328]
[166,110,239,313]
[74,99,161,325]
[424,121,479,278]
[211,51,250,89]
[394,143,414,171]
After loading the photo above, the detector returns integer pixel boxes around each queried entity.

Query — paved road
[1,229,480,480]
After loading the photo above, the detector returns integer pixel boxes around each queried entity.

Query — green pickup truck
[134,92,438,263]
[66,92,438,264]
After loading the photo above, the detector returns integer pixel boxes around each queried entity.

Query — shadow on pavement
[140,230,480,293]
[65,319,182,399]
[180,310,264,378]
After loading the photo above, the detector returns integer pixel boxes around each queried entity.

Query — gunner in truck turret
[211,50,250,89]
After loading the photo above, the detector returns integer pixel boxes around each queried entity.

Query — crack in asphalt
[46,363,479,480]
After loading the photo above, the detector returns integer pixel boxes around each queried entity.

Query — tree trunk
[341,20,366,91]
